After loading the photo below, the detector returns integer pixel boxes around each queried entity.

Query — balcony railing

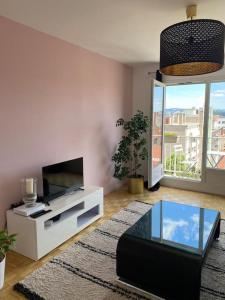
[164,136,225,180]
[207,136,225,169]
[164,136,202,180]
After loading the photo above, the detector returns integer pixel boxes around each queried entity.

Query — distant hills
[165,108,225,117]
[213,109,225,117]
[165,108,188,115]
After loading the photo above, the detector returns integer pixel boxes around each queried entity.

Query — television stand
[7,186,103,260]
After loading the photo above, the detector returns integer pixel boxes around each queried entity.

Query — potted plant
[112,110,149,194]
[0,230,16,289]
[164,132,177,143]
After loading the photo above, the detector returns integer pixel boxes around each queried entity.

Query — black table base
[116,219,220,300]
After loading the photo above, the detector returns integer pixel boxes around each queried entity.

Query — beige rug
[14,201,225,300]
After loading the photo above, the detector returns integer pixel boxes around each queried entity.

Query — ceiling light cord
[186,5,197,20]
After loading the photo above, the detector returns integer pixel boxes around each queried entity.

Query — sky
[165,82,225,110]
[151,201,217,251]
[154,86,164,112]
[210,82,225,110]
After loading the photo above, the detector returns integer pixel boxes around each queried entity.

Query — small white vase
[0,256,5,289]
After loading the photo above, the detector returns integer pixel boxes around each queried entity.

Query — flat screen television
[42,157,84,201]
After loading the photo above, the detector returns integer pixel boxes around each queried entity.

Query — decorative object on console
[21,178,38,207]
[13,201,225,299]
[112,111,149,194]
[13,202,45,217]
[0,230,16,289]
[160,4,225,76]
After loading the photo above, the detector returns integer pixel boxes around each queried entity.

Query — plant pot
[0,256,5,289]
[128,177,144,194]
[164,135,177,143]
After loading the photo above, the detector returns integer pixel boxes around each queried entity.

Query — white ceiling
[0,0,225,65]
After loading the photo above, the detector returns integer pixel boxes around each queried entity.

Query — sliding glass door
[164,84,206,180]
[159,80,225,195]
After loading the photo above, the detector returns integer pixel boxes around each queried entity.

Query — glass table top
[126,201,220,255]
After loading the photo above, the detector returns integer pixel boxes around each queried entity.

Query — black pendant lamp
[160,5,225,76]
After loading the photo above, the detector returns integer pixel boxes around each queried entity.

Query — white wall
[132,63,159,112]
[132,63,225,196]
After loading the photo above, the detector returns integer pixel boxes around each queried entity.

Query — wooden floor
[1,186,225,299]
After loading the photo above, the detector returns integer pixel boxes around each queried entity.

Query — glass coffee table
[116,201,220,300]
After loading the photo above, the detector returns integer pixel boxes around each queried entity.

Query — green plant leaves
[112,111,150,180]
[0,230,16,261]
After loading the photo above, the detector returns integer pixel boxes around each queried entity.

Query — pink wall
[0,16,132,228]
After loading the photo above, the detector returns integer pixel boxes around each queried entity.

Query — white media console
[7,186,103,260]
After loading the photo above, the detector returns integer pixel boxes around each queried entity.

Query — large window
[164,84,205,180]
[163,81,225,181]
[207,82,225,169]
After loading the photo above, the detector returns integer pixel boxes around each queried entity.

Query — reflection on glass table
[126,200,219,255]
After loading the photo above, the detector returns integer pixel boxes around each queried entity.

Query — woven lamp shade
[160,19,225,76]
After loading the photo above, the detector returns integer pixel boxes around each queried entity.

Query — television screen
[42,157,83,201]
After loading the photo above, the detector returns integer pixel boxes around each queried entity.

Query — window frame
[163,80,225,183]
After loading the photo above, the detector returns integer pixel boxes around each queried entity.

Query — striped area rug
[14,201,225,300]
